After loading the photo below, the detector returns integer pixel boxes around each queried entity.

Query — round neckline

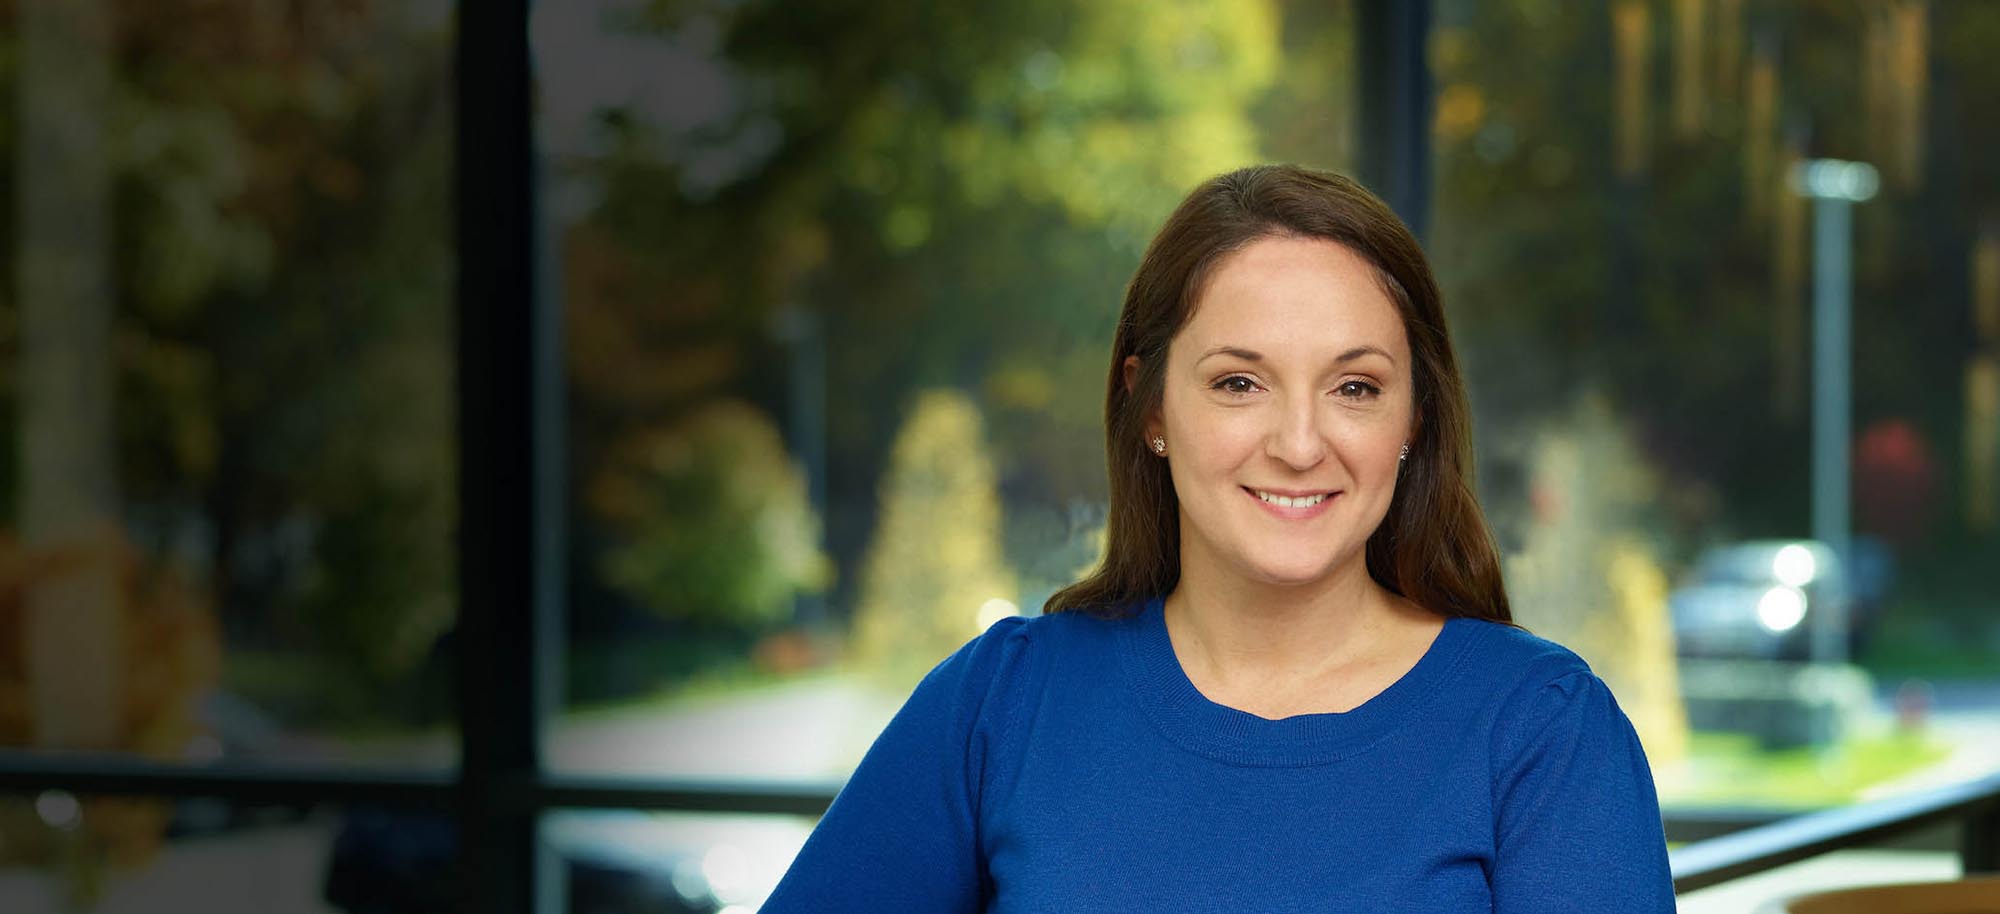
[1114,594,1480,768]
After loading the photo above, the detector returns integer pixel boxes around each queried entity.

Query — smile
[1252,489,1330,508]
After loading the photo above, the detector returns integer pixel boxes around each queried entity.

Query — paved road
[549,675,905,780]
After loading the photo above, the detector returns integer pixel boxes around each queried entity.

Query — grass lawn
[1659,729,1952,809]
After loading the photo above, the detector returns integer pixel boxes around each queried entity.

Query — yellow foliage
[1503,394,1690,766]
[1434,83,1487,141]
[851,391,1017,684]
[0,528,219,890]
[1593,538,1691,764]
[0,529,219,756]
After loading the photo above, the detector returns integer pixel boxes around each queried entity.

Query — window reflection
[2,1,456,768]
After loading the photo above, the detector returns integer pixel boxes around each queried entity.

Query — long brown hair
[1044,164,1511,623]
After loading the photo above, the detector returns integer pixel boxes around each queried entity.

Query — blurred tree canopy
[1,1,455,725]
[589,400,830,629]
[563,0,2000,672]
[559,0,1296,632]
[1433,0,1997,580]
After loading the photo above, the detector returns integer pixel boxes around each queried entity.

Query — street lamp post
[1791,158,1878,666]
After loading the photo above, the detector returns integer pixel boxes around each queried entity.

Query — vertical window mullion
[1358,0,1434,241]
[455,1,542,912]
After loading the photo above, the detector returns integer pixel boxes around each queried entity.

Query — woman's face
[1145,234,1416,592]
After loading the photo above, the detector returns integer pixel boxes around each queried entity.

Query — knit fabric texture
[763,596,1677,912]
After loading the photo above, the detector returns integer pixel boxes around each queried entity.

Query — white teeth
[1255,490,1327,508]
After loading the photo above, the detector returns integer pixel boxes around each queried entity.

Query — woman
[763,164,1676,912]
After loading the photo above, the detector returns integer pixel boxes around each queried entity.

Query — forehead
[1175,235,1407,361]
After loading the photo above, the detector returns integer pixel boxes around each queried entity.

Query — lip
[1242,486,1340,520]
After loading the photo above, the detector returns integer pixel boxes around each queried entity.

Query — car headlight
[1756,585,1808,633]
[1772,543,1818,587]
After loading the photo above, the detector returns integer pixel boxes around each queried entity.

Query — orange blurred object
[1778,876,2000,913]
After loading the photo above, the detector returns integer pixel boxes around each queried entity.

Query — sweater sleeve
[761,616,1030,913]
[1489,669,1677,914]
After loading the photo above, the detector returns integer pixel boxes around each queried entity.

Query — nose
[1264,392,1327,469]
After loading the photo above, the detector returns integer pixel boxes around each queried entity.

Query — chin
[1241,556,1346,589]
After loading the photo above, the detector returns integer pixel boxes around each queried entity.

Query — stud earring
[1398,444,1410,462]
[1150,436,1167,456]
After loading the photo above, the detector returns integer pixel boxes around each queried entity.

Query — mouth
[1243,486,1339,515]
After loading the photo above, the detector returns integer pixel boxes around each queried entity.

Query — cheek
[1326,416,1413,477]
[1167,406,1263,470]
[1332,425,1404,461]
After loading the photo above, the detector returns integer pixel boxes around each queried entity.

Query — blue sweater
[764,597,1676,912]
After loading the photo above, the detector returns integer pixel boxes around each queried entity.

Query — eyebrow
[1196,344,1396,366]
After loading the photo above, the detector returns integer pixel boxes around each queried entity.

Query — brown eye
[1335,380,1382,399]
[1213,376,1259,395]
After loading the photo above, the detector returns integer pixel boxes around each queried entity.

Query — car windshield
[1695,548,1782,585]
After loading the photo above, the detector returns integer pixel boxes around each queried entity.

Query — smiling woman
[762,165,1677,913]
[1064,165,1509,631]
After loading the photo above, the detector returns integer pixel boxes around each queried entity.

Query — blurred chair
[1770,875,2000,913]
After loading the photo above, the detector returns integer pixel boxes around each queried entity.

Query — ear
[1124,354,1165,443]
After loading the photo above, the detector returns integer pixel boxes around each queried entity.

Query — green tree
[589,401,830,628]
[2,0,453,900]
[116,2,455,713]
[1,1,455,727]
[561,0,1288,621]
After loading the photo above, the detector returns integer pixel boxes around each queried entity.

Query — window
[538,0,1359,790]
[1431,0,1999,848]
[0,3,455,766]
[5,2,1993,912]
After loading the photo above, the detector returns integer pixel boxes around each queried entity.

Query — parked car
[1668,539,1874,661]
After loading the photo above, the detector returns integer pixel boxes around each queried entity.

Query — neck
[1164,546,1400,687]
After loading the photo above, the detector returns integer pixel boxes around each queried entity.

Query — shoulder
[916,608,1118,714]
[1450,619,1643,769]
[1452,617,1598,697]
[948,606,1110,666]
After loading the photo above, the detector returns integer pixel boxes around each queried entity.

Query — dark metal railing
[1669,769,2000,893]
[0,752,454,807]
[7,748,1995,900]
[0,752,840,819]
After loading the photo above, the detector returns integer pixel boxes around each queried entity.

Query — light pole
[1791,158,1878,665]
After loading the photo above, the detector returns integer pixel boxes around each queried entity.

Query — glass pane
[1,2,457,767]
[537,0,1359,778]
[0,794,446,914]
[543,809,811,914]
[1431,0,2000,811]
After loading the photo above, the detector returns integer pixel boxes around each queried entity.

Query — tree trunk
[16,0,123,752]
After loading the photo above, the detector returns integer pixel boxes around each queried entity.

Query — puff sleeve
[1488,670,1678,913]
